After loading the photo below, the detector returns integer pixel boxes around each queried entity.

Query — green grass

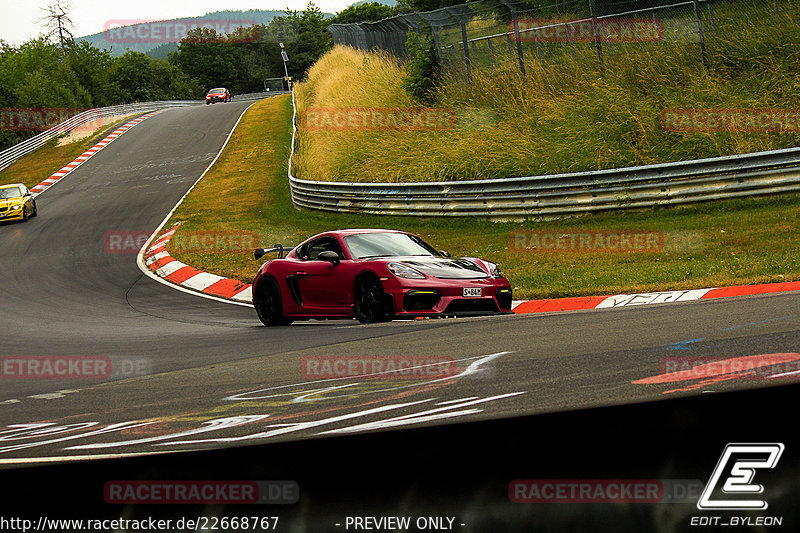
[0,116,135,189]
[166,95,800,300]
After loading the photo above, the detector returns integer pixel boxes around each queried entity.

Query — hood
[0,198,21,207]
[393,256,489,280]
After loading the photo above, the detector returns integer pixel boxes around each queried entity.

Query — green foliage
[329,2,398,24]
[401,31,440,104]
[396,0,463,13]
[267,3,333,77]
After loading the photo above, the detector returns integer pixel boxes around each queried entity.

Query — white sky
[2,0,354,47]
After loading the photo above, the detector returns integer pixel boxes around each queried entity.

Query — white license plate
[462,287,483,297]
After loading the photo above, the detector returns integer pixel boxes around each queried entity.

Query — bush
[401,31,440,105]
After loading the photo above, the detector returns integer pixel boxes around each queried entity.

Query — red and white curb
[143,224,252,303]
[511,281,800,313]
[29,111,161,197]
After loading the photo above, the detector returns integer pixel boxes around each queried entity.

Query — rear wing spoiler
[254,245,294,260]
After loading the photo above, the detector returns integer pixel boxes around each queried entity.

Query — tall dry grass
[295,1,800,183]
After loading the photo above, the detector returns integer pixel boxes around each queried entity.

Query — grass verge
[0,116,136,189]
[166,94,800,300]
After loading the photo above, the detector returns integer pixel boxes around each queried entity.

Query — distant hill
[352,0,398,5]
[77,9,318,57]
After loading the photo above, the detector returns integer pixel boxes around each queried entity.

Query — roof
[313,228,408,238]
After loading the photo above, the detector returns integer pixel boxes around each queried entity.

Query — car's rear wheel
[254,278,292,327]
[353,274,393,324]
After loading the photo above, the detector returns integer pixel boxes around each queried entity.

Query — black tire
[205,101,210,105]
[254,278,292,327]
[31,201,37,217]
[22,206,29,222]
[353,274,393,324]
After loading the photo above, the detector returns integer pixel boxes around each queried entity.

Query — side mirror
[318,251,340,265]
[439,250,451,257]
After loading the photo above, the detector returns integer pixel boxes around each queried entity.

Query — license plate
[462,287,482,297]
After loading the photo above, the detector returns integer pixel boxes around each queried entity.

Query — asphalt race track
[1,99,799,530]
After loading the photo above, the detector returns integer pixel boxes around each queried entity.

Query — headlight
[387,262,426,279]
[11,205,21,211]
[487,262,502,278]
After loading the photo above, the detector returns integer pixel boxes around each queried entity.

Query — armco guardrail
[0,91,278,172]
[287,94,800,220]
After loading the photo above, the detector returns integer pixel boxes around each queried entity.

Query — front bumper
[0,206,24,221]
[382,277,513,317]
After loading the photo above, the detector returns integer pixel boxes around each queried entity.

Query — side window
[301,237,344,260]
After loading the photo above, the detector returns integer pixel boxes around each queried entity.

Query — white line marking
[321,392,526,435]
[68,415,269,450]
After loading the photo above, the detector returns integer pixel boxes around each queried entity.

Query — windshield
[344,232,440,259]
[207,88,225,93]
[0,186,22,199]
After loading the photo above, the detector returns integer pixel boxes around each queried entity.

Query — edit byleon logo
[697,443,784,511]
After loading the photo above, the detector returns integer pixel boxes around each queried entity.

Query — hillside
[76,9,323,56]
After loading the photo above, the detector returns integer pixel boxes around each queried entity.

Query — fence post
[692,0,708,67]
[446,8,472,82]
[589,0,604,70]
[567,22,576,60]
[500,0,526,76]
[486,38,496,66]
[707,1,717,33]
[533,23,543,60]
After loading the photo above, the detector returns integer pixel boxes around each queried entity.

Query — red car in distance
[252,229,513,326]
[205,87,231,104]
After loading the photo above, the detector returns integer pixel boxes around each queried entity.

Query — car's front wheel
[31,201,37,217]
[254,278,292,327]
[353,274,393,324]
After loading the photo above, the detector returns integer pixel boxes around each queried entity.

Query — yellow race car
[0,183,37,222]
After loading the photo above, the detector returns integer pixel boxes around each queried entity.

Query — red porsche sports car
[252,229,513,326]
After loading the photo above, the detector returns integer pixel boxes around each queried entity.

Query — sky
[2,0,354,47]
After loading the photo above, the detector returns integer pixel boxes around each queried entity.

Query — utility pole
[279,42,291,91]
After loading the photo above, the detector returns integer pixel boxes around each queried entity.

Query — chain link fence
[328,0,790,79]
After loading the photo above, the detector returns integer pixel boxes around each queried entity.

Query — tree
[168,28,244,93]
[64,40,114,106]
[396,0,464,13]
[39,0,75,53]
[329,2,398,24]
[282,3,333,77]
[401,31,440,104]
